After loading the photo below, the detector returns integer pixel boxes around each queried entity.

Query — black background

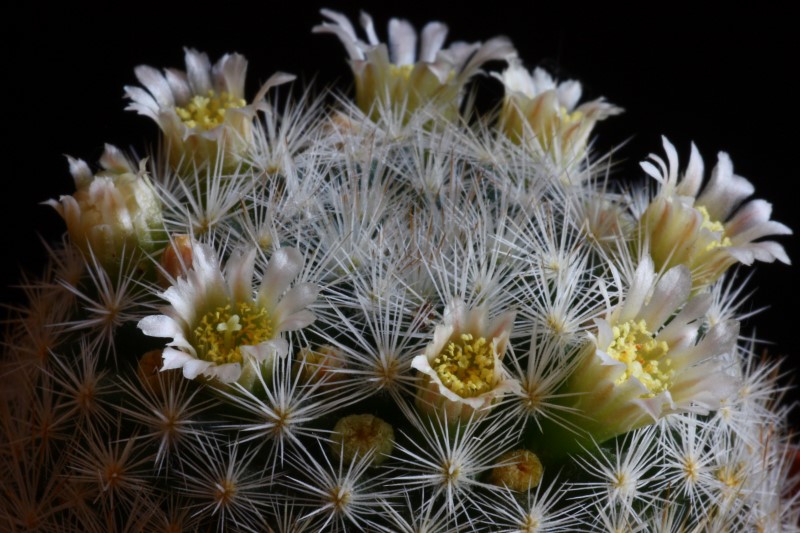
[6,3,798,406]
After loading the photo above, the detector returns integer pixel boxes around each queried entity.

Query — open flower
[46,144,163,269]
[411,300,519,422]
[138,244,318,388]
[560,257,739,447]
[638,137,792,288]
[494,60,621,164]
[314,9,515,123]
[125,48,295,170]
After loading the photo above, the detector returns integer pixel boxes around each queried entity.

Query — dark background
[6,3,797,403]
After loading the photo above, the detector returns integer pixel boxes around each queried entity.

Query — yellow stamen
[697,205,732,251]
[559,106,583,125]
[607,319,673,396]
[175,90,246,130]
[433,333,495,398]
[193,302,273,365]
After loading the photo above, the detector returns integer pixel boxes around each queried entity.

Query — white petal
[215,53,248,97]
[419,21,448,63]
[639,265,690,330]
[184,48,212,94]
[124,86,160,117]
[670,320,739,369]
[676,142,704,197]
[134,65,175,108]
[618,257,655,323]
[359,11,379,45]
[276,310,316,332]
[225,248,256,303]
[456,36,516,81]
[273,282,318,322]
[164,68,191,103]
[258,247,303,308]
[161,347,196,370]
[557,79,582,110]
[181,359,213,380]
[253,71,297,104]
[696,152,754,220]
[388,17,417,65]
[139,314,181,338]
[320,8,359,42]
[206,362,241,383]
[656,294,710,347]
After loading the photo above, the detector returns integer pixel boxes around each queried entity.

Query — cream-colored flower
[638,137,792,288]
[411,300,519,422]
[138,244,318,388]
[495,60,621,164]
[125,48,295,170]
[314,9,516,123]
[563,257,739,445]
[46,144,163,269]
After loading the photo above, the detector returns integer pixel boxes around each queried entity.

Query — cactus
[2,9,796,532]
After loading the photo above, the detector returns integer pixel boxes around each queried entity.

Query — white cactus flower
[138,244,318,388]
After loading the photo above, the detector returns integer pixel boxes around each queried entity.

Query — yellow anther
[175,90,247,130]
[559,106,583,125]
[697,205,732,251]
[433,333,495,398]
[192,302,273,365]
[607,319,673,396]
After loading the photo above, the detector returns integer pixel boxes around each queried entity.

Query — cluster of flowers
[1,8,796,532]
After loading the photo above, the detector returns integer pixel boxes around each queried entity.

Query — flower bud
[46,145,163,270]
[158,235,195,287]
[295,345,347,385]
[137,349,179,395]
[330,414,394,466]
[489,449,543,491]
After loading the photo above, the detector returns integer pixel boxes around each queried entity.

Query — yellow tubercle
[175,90,247,130]
[433,333,495,398]
[193,302,273,365]
[607,319,673,396]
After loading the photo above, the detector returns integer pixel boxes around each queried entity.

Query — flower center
[607,319,673,396]
[193,302,273,365]
[697,205,732,251]
[433,333,495,398]
[175,90,246,130]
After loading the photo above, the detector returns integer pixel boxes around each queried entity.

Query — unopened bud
[46,145,163,270]
[330,414,394,466]
[159,235,195,286]
[295,345,346,384]
[489,449,543,492]
[137,349,178,395]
